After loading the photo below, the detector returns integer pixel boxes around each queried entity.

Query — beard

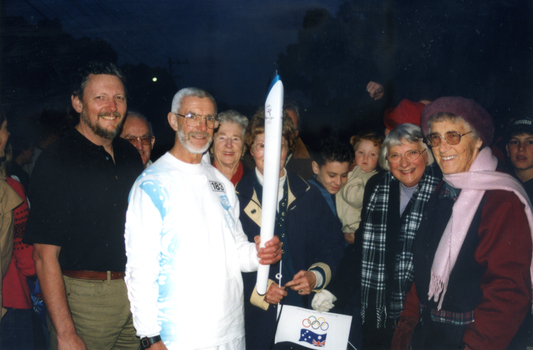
[80,110,124,140]
[178,128,212,154]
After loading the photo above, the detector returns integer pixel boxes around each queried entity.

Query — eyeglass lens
[388,150,424,163]
[253,142,287,155]
[126,137,151,146]
[427,131,469,147]
[183,113,217,128]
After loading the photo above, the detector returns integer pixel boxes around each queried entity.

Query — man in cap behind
[506,117,533,201]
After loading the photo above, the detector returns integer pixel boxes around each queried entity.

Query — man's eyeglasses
[175,112,218,129]
[124,136,153,146]
[426,131,473,147]
[387,149,426,164]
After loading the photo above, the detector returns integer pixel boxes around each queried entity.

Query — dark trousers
[1,308,35,350]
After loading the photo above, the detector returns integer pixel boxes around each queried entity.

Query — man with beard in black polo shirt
[24,62,143,350]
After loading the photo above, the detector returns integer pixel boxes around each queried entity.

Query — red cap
[383,99,426,130]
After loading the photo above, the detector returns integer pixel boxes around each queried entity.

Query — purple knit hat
[420,96,494,146]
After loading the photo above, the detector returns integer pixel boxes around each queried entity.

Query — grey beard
[177,129,211,154]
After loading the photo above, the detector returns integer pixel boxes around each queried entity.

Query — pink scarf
[429,147,533,309]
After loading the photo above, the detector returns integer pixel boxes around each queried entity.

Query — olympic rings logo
[302,316,329,331]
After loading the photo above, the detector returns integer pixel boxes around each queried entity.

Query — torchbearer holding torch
[236,75,345,350]
[124,87,281,350]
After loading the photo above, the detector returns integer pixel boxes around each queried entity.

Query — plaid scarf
[361,164,441,328]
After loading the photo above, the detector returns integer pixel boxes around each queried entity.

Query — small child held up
[337,132,383,244]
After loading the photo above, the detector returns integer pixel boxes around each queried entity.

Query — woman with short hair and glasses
[235,110,344,350]
[316,123,441,350]
[393,97,533,350]
[350,122,442,349]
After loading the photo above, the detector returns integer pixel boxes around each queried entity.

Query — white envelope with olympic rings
[274,305,352,349]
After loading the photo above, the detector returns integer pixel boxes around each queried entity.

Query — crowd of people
[1,61,532,350]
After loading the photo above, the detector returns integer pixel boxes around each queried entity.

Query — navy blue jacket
[236,169,344,350]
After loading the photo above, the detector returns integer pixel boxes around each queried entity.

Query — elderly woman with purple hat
[392,97,533,350]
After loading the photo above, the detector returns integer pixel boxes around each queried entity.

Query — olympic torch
[256,74,284,296]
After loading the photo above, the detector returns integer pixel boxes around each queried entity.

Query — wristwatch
[140,335,162,349]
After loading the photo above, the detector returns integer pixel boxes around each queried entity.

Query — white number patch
[210,181,225,192]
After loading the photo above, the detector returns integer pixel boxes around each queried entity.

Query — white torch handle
[256,75,284,295]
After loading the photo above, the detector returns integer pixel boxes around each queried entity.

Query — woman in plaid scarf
[313,123,441,349]
[359,123,441,349]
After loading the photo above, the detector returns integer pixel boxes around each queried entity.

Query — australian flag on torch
[299,329,327,347]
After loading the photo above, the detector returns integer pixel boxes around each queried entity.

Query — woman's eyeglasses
[426,131,473,147]
[387,149,426,164]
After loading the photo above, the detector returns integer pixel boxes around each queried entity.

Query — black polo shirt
[24,128,144,272]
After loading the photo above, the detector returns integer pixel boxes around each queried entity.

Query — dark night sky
[6,0,342,106]
[4,0,533,142]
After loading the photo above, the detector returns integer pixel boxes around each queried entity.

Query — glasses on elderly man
[124,136,153,146]
[175,112,218,129]
[426,131,473,147]
[387,149,426,164]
